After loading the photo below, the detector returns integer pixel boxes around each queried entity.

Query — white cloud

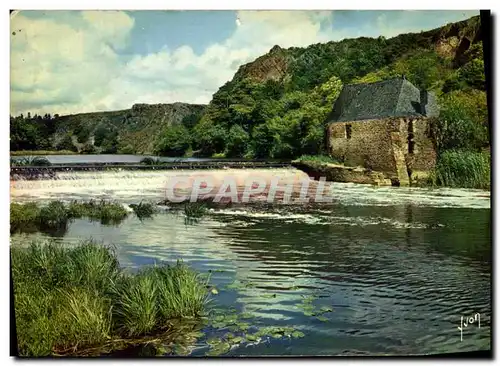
[10,10,479,116]
[10,10,337,115]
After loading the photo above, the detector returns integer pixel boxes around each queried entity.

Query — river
[10,166,491,356]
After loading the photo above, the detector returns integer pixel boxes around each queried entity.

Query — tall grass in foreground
[431,150,490,189]
[11,240,209,356]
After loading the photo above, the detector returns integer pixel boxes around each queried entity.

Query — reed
[183,202,208,219]
[129,201,157,219]
[11,240,209,356]
[432,150,490,189]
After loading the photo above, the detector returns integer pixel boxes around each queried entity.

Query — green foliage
[431,90,489,152]
[459,58,485,90]
[11,240,208,356]
[181,112,203,130]
[55,135,77,152]
[184,203,208,219]
[226,125,249,157]
[11,105,205,154]
[11,156,52,166]
[10,200,131,234]
[140,157,163,165]
[193,120,227,156]
[155,125,191,157]
[431,150,490,189]
[129,201,156,219]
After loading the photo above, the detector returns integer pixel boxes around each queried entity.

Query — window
[408,120,415,154]
[345,124,352,139]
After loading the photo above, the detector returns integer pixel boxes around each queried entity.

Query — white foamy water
[10,168,490,209]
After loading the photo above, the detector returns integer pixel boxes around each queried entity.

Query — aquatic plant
[38,201,69,230]
[432,149,490,189]
[11,240,209,357]
[10,200,130,235]
[10,202,41,233]
[129,201,156,219]
[184,202,208,219]
[11,156,52,166]
[67,200,129,224]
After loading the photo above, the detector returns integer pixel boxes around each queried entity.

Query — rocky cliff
[53,102,205,154]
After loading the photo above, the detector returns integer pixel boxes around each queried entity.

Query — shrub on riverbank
[430,150,490,189]
[11,240,209,356]
[140,157,163,165]
[11,156,52,166]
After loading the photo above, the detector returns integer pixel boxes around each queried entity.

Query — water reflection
[11,201,491,356]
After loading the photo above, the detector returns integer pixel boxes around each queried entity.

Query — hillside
[11,15,487,160]
[10,102,205,155]
[191,15,487,159]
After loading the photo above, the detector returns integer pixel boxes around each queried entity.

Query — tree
[154,124,191,157]
[459,59,485,90]
[226,125,249,157]
[193,119,227,156]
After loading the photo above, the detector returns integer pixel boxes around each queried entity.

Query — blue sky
[11,10,480,115]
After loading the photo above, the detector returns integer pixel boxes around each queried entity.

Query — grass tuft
[183,202,207,219]
[11,240,209,356]
[129,201,156,219]
[11,200,131,235]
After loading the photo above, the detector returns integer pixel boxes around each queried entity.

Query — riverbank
[292,157,393,186]
[292,151,491,190]
[10,150,79,156]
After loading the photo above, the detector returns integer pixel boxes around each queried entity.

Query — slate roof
[326,78,439,123]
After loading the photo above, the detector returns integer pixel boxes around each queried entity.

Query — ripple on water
[9,171,491,356]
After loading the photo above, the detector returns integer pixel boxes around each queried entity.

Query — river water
[10,167,491,356]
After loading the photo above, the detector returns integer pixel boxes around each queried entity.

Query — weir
[10,160,293,180]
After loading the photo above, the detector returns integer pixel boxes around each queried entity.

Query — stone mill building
[325,77,440,185]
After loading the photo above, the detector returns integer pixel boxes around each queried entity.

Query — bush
[11,156,52,166]
[140,157,163,165]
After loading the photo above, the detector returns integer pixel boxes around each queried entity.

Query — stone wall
[327,119,397,175]
[327,117,436,182]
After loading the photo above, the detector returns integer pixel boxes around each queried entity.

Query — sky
[10,10,480,116]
